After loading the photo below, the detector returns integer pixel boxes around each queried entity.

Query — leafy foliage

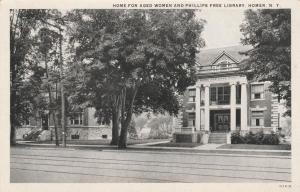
[128,120,138,139]
[148,115,173,139]
[231,131,280,145]
[66,10,206,148]
[10,9,66,145]
[240,9,291,116]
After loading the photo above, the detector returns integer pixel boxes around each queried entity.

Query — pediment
[211,51,239,66]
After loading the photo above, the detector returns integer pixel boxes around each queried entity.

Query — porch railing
[198,64,240,74]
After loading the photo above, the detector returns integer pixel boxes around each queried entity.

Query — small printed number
[279,184,291,188]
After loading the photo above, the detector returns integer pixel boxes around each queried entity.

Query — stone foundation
[15,127,36,140]
[37,130,51,141]
[87,126,111,140]
[49,126,112,140]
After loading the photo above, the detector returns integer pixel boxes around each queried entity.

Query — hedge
[231,130,279,145]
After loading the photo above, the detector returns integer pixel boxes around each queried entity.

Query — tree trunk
[110,107,120,145]
[59,31,66,147]
[52,113,59,146]
[45,53,59,146]
[10,64,17,146]
[10,124,16,146]
[118,88,138,149]
[118,114,132,149]
[10,11,20,146]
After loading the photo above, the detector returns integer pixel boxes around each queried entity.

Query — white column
[241,82,248,131]
[204,84,210,131]
[195,86,201,131]
[230,82,236,131]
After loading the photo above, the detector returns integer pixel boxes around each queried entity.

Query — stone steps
[208,132,227,144]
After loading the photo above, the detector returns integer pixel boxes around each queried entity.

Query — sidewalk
[15,141,291,157]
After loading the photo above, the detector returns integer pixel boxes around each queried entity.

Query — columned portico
[241,82,248,130]
[204,84,210,131]
[230,82,236,131]
[173,47,263,144]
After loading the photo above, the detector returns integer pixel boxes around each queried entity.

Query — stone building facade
[16,107,112,141]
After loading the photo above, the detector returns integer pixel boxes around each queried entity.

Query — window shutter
[188,120,194,127]
[251,119,256,126]
[260,119,264,126]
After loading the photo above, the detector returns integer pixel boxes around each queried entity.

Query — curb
[15,142,291,158]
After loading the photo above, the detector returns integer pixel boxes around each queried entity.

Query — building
[16,107,112,141]
[173,45,287,144]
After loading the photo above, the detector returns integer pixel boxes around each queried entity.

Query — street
[11,147,291,183]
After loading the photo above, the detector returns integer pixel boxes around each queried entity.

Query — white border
[1,0,299,192]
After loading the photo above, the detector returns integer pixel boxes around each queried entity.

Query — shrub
[231,132,244,144]
[253,130,264,144]
[262,133,280,145]
[231,131,280,145]
[244,131,256,144]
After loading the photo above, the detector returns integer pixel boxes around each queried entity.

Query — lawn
[150,142,202,148]
[30,138,170,145]
[217,144,291,150]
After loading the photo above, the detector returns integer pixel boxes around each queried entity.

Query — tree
[10,9,68,145]
[128,120,138,139]
[134,115,148,132]
[240,9,291,116]
[33,10,67,146]
[66,10,124,145]
[36,27,61,146]
[148,115,173,139]
[67,10,205,148]
[10,10,52,145]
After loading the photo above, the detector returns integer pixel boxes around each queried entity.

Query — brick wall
[249,82,273,128]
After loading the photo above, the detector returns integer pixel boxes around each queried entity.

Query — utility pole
[59,29,66,147]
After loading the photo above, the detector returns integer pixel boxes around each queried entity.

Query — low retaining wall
[173,131,209,144]
[173,132,199,143]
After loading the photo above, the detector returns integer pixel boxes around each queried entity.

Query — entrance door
[41,115,49,130]
[214,114,230,132]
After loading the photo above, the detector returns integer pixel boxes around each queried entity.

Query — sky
[197,9,246,49]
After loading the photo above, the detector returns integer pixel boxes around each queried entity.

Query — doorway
[210,110,230,132]
[41,114,49,130]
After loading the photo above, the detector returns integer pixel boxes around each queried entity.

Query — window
[254,93,261,99]
[188,113,195,127]
[210,86,230,105]
[236,85,241,104]
[251,110,264,127]
[188,89,196,102]
[251,84,264,100]
[251,118,264,126]
[71,134,80,139]
[24,119,30,126]
[255,119,260,126]
[210,87,217,102]
[102,135,108,139]
[69,113,83,125]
